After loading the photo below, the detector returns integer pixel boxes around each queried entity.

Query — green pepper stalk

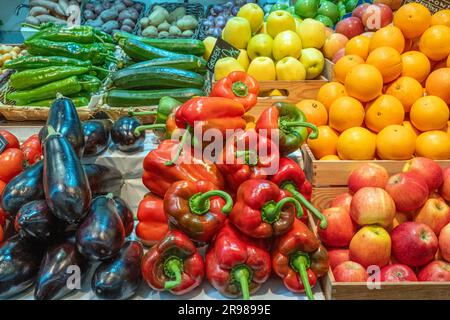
[232,266,251,300]
[290,252,315,301]
[261,197,303,224]
[165,125,191,166]
[163,256,183,290]
[279,119,319,140]
[188,190,233,215]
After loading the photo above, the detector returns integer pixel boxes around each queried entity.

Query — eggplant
[1,161,44,219]
[111,116,144,153]
[82,163,123,196]
[76,194,125,261]
[92,241,143,300]
[0,235,45,298]
[34,239,87,300]
[16,200,60,242]
[43,126,92,224]
[82,119,113,157]
[112,196,134,236]
[39,97,85,157]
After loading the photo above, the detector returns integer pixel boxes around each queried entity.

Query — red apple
[403,157,444,192]
[385,172,429,212]
[439,223,450,262]
[331,192,353,212]
[349,225,391,268]
[350,187,396,228]
[352,3,370,20]
[361,4,393,31]
[332,48,346,63]
[414,198,450,235]
[380,264,417,282]
[348,163,389,193]
[417,260,450,281]
[335,17,364,39]
[328,249,350,270]
[318,207,356,247]
[391,222,439,267]
[439,167,450,201]
[323,33,349,60]
[333,261,368,282]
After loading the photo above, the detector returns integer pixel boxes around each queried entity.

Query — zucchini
[126,56,207,74]
[118,38,182,62]
[114,31,205,56]
[105,88,204,107]
[112,66,205,90]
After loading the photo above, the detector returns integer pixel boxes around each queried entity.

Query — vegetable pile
[25,0,82,27]
[0,45,27,69]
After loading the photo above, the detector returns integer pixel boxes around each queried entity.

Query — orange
[400,51,431,83]
[333,55,365,84]
[366,46,403,83]
[410,95,449,131]
[295,99,328,126]
[448,54,450,67]
[393,3,431,39]
[337,127,376,160]
[365,95,405,133]
[376,125,416,160]
[345,64,384,102]
[425,68,450,103]
[329,96,365,132]
[431,9,450,27]
[320,155,340,160]
[415,130,450,159]
[386,76,424,112]
[345,35,371,60]
[370,26,405,54]
[316,82,347,112]
[403,120,420,137]
[307,126,339,159]
[419,25,450,61]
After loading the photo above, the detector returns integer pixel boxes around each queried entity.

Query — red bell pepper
[164,180,233,244]
[270,157,327,229]
[210,71,259,111]
[206,221,271,300]
[229,179,302,238]
[272,219,329,300]
[20,134,42,165]
[217,129,280,193]
[142,139,225,197]
[141,230,204,295]
[136,193,168,247]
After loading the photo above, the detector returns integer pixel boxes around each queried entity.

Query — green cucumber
[105,88,204,107]
[118,38,182,61]
[114,31,205,56]
[112,66,205,90]
[126,56,207,74]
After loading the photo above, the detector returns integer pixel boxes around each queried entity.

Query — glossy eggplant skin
[1,161,44,219]
[0,235,45,299]
[112,196,134,237]
[16,200,60,242]
[43,131,92,225]
[111,116,144,153]
[39,97,85,157]
[92,241,143,300]
[76,195,125,261]
[34,239,87,300]
[82,164,123,196]
[83,119,113,157]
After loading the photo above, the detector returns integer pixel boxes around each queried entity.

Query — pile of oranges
[302,3,450,161]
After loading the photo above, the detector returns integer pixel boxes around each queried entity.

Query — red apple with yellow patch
[439,223,450,262]
[333,261,368,282]
[331,192,352,212]
[328,249,350,270]
[385,172,429,212]
[414,198,450,236]
[403,157,443,192]
[349,225,391,268]
[318,207,356,247]
[380,264,417,282]
[348,163,389,193]
[439,167,450,201]
[418,260,450,281]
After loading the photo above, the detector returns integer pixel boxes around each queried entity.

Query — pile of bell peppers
[137,72,328,300]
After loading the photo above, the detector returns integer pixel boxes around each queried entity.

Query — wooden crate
[303,145,450,188]
[310,187,450,300]
[0,105,93,121]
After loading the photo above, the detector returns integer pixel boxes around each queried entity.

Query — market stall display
[24,0,82,27]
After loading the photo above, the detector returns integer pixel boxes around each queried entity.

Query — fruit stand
[0,0,449,302]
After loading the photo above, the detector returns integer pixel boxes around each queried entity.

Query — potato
[133,2,143,12]
[100,8,119,22]
[148,10,165,27]
[177,15,198,31]
[123,0,134,7]
[142,26,158,38]
[169,25,181,36]
[101,20,119,34]
[152,6,169,19]
[12,47,21,54]
[122,18,136,29]
[114,2,126,12]
[158,31,169,38]
[120,25,133,33]
[83,9,95,20]
[139,17,149,29]
[158,21,170,32]
[168,7,186,23]
[182,30,194,37]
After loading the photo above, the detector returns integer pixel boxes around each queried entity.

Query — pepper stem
[281,121,319,139]
[231,81,249,98]
[163,257,183,290]
[283,183,328,229]
[189,190,233,215]
[91,65,109,73]
[235,150,258,166]
[134,124,167,137]
[261,197,302,224]
[105,193,114,200]
[164,125,191,166]
[45,125,57,138]
[290,253,314,301]
[232,266,251,300]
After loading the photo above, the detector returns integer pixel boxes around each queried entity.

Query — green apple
[315,14,334,27]
[294,0,320,19]
[299,48,324,79]
[317,1,340,24]
[297,18,326,49]
[247,34,274,60]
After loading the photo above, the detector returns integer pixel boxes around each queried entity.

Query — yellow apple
[247,57,276,81]
[299,48,325,79]
[222,17,252,49]
[237,3,264,34]
[298,18,326,49]
[276,57,306,80]
[266,10,296,38]
[203,36,217,60]
[247,34,274,60]
[214,57,245,81]
[237,49,250,70]
[272,30,302,61]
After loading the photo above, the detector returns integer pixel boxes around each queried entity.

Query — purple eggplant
[82,119,113,157]
[112,196,134,237]
[83,163,123,196]
[111,116,145,153]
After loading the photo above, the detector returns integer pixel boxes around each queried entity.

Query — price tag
[0,134,8,154]
[206,38,241,72]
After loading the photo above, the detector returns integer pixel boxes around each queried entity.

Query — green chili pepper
[78,74,101,93]
[26,96,90,108]
[10,66,90,90]
[7,76,82,104]
[4,55,92,70]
